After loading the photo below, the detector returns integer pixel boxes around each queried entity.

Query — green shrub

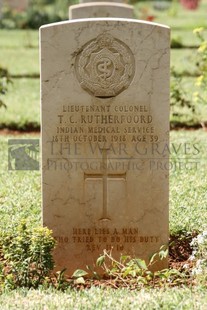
[171,36,184,48]
[193,28,207,108]
[0,221,56,290]
[0,7,61,29]
[0,66,12,109]
[190,230,207,283]
[26,8,61,29]
[0,0,79,29]
[170,67,195,117]
[72,247,189,289]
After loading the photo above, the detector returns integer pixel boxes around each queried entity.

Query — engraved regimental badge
[75,33,135,98]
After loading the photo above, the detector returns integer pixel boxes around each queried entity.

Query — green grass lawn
[0,47,39,76]
[0,30,38,48]
[0,134,41,230]
[0,286,206,309]
[0,79,40,130]
[171,49,198,75]
[170,130,207,234]
[172,30,204,47]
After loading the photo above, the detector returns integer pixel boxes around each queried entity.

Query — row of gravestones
[12,0,171,275]
[3,0,199,14]
[2,0,134,19]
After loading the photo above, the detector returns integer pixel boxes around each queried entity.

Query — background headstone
[41,18,170,275]
[69,2,134,19]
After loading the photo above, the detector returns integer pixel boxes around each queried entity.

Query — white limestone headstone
[40,18,170,275]
[69,2,134,19]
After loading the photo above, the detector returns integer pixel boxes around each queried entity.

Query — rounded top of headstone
[80,0,126,3]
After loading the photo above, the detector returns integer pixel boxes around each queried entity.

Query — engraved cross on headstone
[84,148,126,221]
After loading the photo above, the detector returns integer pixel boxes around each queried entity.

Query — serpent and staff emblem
[75,33,135,98]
